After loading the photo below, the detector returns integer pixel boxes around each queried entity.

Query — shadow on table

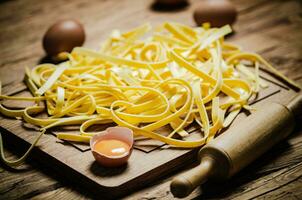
[38,55,65,65]
[150,1,189,12]
[89,161,128,177]
[0,0,12,4]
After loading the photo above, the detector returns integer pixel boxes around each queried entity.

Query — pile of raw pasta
[0,22,299,166]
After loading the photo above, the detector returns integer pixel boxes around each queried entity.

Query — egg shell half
[90,127,134,167]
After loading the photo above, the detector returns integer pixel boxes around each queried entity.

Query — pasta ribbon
[0,22,299,167]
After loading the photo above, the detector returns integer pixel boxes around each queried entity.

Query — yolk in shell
[94,139,130,157]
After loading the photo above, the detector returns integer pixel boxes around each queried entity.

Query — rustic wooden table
[1,0,302,199]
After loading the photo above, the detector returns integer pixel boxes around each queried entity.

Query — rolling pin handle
[170,156,215,198]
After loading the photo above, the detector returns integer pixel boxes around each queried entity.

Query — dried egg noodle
[0,22,300,167]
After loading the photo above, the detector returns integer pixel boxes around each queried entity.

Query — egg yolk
[94,139,130,157]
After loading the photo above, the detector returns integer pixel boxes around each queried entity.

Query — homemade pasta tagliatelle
[0,22,300,167]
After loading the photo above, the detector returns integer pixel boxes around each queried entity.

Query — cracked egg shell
[90,127,134,167]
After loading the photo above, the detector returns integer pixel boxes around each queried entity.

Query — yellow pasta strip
[236,63,268,90]
[164,22,195,44]
[80,118,113,136]
[57,133,91,143]
[1,22,299,166]
[207,97,224,142]
[202,44,223,104]
[153,34,191,47]
[51,86,65,115]
[0,104,24,118]
[193,80,210,137]
[0,95,46,101]
[0,129,45,166]
[36,65,68,95]
[223,107,241,128]
[170,50,240,99]
[227,52,300,90]
[110,104,206,148]
[73,47,169,69]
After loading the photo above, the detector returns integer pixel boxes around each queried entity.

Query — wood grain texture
[1,0,302,199]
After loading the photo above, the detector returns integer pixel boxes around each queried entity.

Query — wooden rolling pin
[170,94,302,198]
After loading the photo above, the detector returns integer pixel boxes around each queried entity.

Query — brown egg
[193,0,237,27]
[43,19,85,56]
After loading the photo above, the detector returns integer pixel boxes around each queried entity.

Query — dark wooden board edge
[0,124,199,199]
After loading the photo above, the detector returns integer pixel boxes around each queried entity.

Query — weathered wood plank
[257,177,302,199]
[1,0,301,85]
[0,151,60,200]
[1,0,302,199]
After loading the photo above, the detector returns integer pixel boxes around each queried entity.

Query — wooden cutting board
[0,70,298,199]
